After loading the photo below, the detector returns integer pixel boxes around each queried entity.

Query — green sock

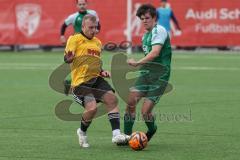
[144,115,157,133]
[124,113,135,135]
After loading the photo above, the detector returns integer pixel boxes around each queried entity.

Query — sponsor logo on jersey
[88,49,100,57]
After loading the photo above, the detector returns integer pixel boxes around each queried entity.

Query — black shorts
[72,77,114,107]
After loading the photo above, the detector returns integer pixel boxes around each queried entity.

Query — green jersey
[142,24,172,77]
[64,10,99,33]
[133,24,172,103]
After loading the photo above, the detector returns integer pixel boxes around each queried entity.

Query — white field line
[174,55,240,60]
[0,63,240,71]
[172,66,240,71]
[0,63,57,70]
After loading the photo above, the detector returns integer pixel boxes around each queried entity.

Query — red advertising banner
[0,0,16,44]
[169,0,240,46]
[0,0,239,46]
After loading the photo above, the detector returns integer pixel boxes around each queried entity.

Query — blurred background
[0,0,239,51]
[0,1,240,159]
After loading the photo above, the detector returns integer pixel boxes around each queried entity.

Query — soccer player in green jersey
[60,0,100,95]
[124,4,172,142]
[60,0,100,44]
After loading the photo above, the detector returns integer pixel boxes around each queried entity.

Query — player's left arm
[128,45,162,66]
[96,40,110,77]
[93,11,101,31]
[93,11,101,32]
[170,11,181,30]
[128,27,167,67]
[89,10,101,32]
[97,22,101,32]
[100,60,111,77]
[99,58,111,78]
[100,70,111,78]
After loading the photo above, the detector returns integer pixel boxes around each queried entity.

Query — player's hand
[60,35,66,45]
[174,30,182,36]
[127,58,139,67]
[96,29,100,34]
[100,70,111,78]
[64,51,74,63]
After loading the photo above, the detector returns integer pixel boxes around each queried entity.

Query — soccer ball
[128,131,148,151]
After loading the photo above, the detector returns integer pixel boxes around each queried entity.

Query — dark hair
[136,4,157,18]
[76,0,87,3]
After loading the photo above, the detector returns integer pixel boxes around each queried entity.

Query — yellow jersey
[64,33,102,87]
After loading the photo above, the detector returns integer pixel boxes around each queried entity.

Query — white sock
[79,128,86,136]
[112,129,121,137]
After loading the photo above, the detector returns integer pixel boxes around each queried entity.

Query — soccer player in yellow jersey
[61,0,101,96]
[64,14,129,148]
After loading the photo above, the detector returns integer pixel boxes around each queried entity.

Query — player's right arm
[64,36,77,63]
[170,11,181,30]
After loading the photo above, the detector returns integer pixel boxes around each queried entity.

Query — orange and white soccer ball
[128,131,148,151]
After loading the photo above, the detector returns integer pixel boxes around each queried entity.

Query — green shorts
[132,71,169,104]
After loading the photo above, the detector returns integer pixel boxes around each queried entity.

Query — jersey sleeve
[64,12,78,26]
[151,26,168,46]
[95,38,102,52]
[87,10,100,22]
[65,35,77,54]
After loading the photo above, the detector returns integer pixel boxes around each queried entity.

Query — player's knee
[104,93,118,106]
[127,95,140,107]
[126,98,137,114]
[126,105,136,114]
[85,102,98,115]
[127,99,136,107]
[86,106,98,115]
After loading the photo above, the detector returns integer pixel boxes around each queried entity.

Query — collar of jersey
[78,11,87,14]
[80,31,93,40]
[147,24,157,33]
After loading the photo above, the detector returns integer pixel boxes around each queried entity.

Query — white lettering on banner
[186,9,217,20]
[195,23,240,33]
[220,8,240,20]
[15,4,41,37]
[186,8,240,20]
